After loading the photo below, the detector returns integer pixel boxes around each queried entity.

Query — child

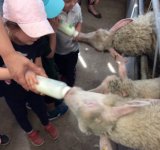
[41,46,69,120]
[54,0,83,87]
[0,0,64,146]
[33,34,68,120]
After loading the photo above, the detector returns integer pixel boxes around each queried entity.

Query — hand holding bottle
[35,76,71,99]
[58,20,79,37]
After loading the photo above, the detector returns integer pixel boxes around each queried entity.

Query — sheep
[90,75,160,99]
[64,87,160,150]
[78,12,156,57]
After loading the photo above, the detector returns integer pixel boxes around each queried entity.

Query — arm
[74,22,82,41]
[0,18,45,90]
[75,22,82,33]
[47,33,56,58]
[0,18,15,57]
[25,57,47,92]
[35,57,43,68]
[35,57,47,77]
[47,18,59,58]
[0,67,11,80]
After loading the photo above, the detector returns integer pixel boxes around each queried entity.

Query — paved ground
[0,0,130,150]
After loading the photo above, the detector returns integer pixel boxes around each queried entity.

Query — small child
[0,0,64,146]
[36,35,68,120]
[54,0,83,87]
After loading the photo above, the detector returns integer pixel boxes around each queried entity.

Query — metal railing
[151,0,160,77]
[126,0,160,79]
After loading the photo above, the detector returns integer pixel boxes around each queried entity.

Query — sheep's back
[134,78,160,99]
[113,12,156,56]
[109,104,160,150]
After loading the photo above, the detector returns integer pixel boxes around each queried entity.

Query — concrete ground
[0,0,129,150]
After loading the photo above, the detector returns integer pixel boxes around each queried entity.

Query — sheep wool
[113,12,156,56]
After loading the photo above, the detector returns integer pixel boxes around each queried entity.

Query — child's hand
[49,17,60,32]
[25,70,38,93]
[72,32,80,41]
[25,70,47,94]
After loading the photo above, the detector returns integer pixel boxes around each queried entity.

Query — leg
[27,92,59,140]
[65,51,79,87]
[4,84,33,133]
[3,83,44,146]
[78,0,81,5]
[108,48,128,79]
[54,53,67,82]
[27,92,49,126]
[87,0,101,18]
[5,97,33,132]
[88,0,95,5]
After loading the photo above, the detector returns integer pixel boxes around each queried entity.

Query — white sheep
[64,87,160,150]
[90,75,160,99]
[78,12,156,57]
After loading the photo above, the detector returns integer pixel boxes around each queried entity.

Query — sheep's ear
[109,18,133,32]
[111,100,151,119]
[89,86,104,94]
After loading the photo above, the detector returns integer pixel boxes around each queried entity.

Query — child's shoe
[47,102,68,120]
[27,130,44,146]
[44,123,58,140]
[0,134,10,145]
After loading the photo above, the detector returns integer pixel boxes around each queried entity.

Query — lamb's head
[90,75,135,98]
[78,29,113,51]
[106,76,135,97]
[64,87,151,136]
[64,87,108,134]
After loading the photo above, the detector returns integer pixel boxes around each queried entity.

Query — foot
[88,5,102,18]
[0,134,10,145]
[47,102,68,121]
[44,123,59,140]
[27,130,44,146]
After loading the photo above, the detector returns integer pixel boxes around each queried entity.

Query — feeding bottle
[58,21,79,37]
[35,76,71,99]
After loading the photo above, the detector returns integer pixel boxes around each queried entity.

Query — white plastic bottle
[58,21,79,37]
[35,76,71,99]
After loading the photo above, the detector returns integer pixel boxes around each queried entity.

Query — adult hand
[3,51,46,90]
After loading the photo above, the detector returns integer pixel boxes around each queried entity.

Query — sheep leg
[109,18,133,32]
[117,62,128,80]
[99,134,113,150]
[108,48,127,79]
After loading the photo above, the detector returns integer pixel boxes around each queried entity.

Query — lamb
[64,87,160,150]
[78,12,156,57]
[90,75,160,99]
